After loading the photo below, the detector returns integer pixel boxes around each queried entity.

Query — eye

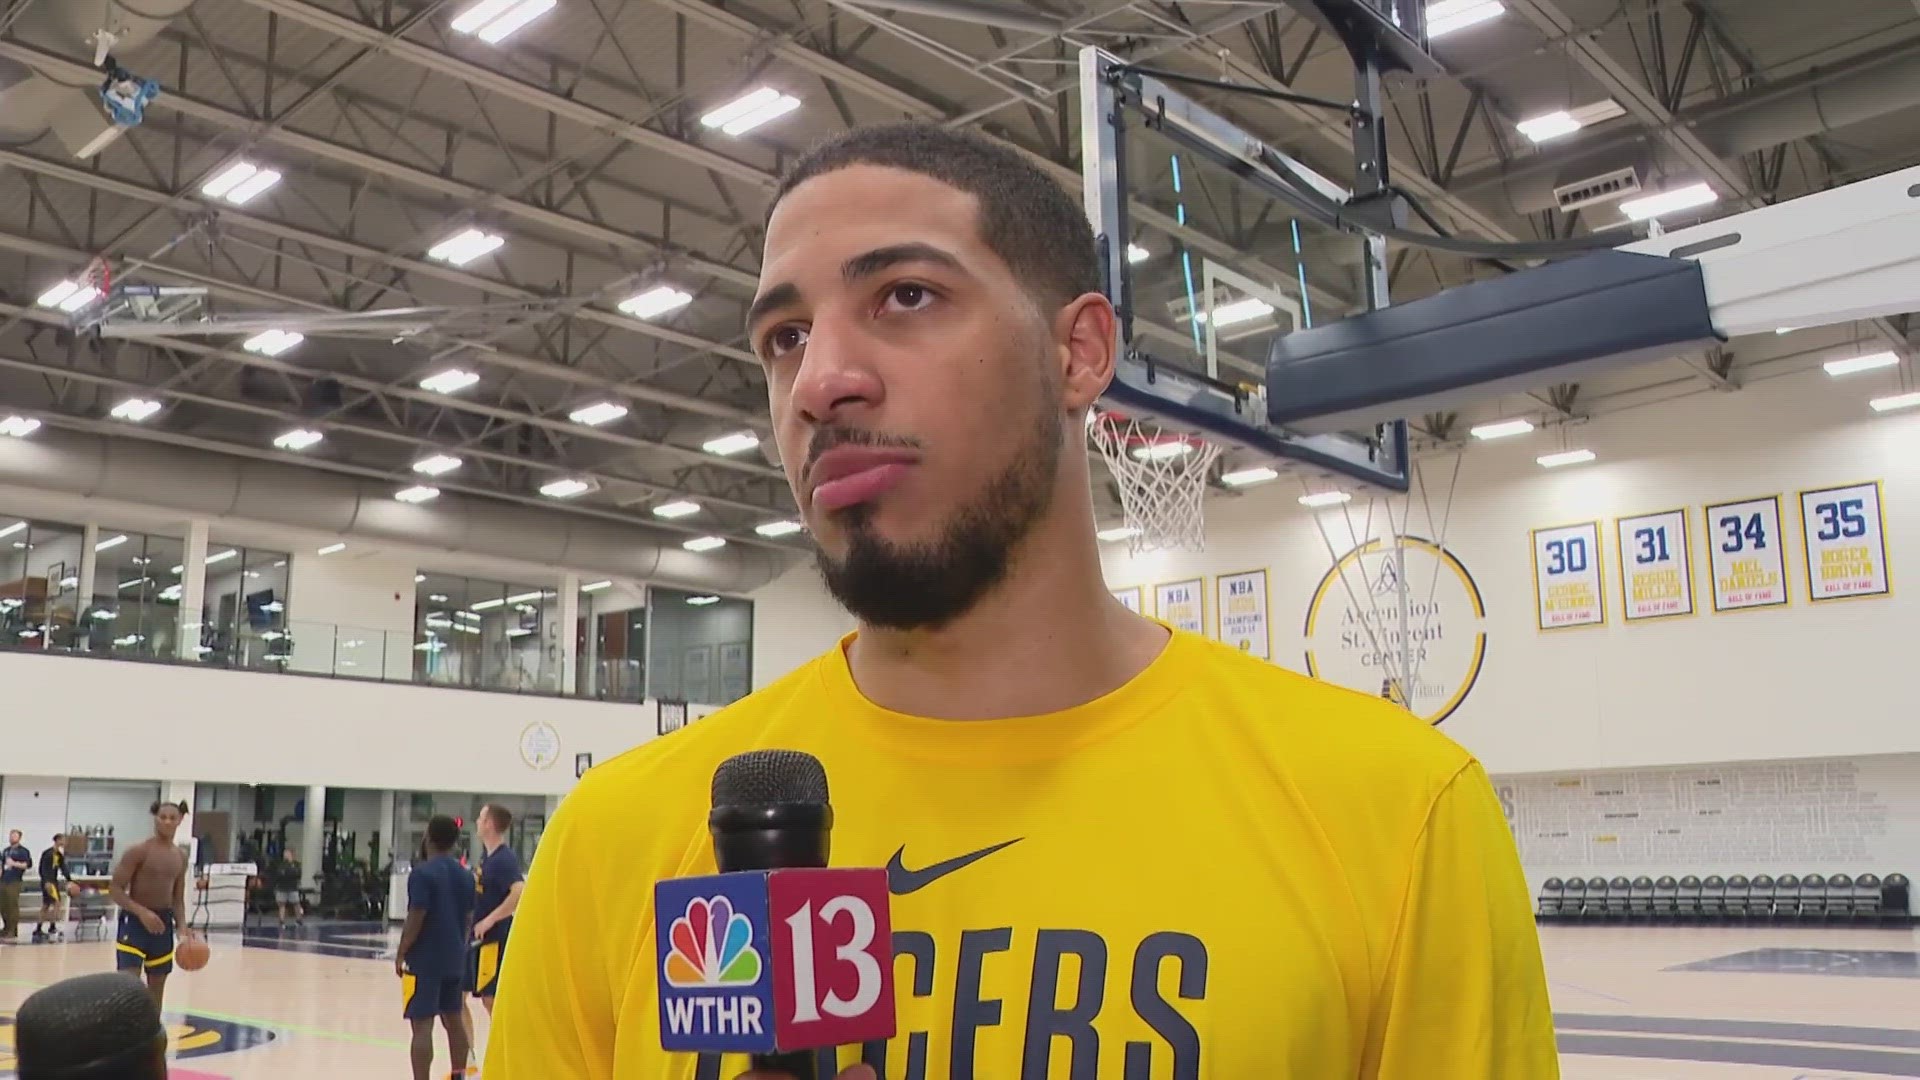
[881,282,936,313]
[763,325,809,359]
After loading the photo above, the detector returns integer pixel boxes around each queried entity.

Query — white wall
[0,648,676,795]
[747,366,1920,778]
[287,549,418,680]
[751,567,853,689]
[66,779,161,857]
[0,776,68,858]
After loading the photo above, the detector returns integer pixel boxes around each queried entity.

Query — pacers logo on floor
[0,1009,276,1069]
[1302,536,1487,725]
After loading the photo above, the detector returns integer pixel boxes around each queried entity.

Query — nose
[788,314,883,426]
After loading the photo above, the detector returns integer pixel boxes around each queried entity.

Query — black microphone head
[711,749,829,809]
[15,972,166,1080]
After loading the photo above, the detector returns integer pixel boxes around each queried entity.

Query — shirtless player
[109,800,198,1009]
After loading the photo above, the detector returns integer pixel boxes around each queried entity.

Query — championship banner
[1110,586,1144,614]
[1704,495,1790,611]
[1154,578,1205,634]
[1530,521,1605,629]
[1798,481,1892,601]
[1215,569,1270,659]
[1615,509,1694,621]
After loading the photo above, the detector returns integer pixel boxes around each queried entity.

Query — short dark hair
[480,804,513,833]
[773,122,1102,312]
[148,801,187,817]
[425,815,460,851]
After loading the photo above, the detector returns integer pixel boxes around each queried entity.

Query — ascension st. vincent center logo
[1302,535,1487,725]
[664,896,764,987]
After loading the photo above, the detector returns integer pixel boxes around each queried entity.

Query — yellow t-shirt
[488,628,1557,1079]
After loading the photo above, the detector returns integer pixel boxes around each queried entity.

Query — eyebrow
[745,242,967,337]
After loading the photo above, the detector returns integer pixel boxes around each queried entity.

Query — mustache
[804,426,924,473]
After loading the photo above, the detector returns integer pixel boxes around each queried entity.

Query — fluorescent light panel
[427,228,505,266]
[478,0,555,42]
[700,87,801,136]
[618,286,693,320]
[110,398,162,422]
[702,431,760,456]
[0,522,25,539]
[683,535,727,552]
[1426,0,1504,38]
[569,401,627,426]
[1131,441,1192,462]
[95,534,128,552]
[205,549,238,565]
[1869,391,1920,413]
[581,580,613,593]
[1096,526,1140,542]
[540,477,591,499]
[1298,491,1352,507]
[420,369,480,395]
[653,500,700,519]
[242,329,304,356]
[1620,182,1717,222]
[203,162,283,205]
[36,280,100,313]
[1537,448,1597,468]
[274,428,323,451]
[413,454,462,476]
[755,519,803,537]
[1126,244,1150,264]
[1823,351,1900,377]
[395,485,441,503]
[687,595,720,606]
[1515,100,1624,144]
[0,416,39,438]
[1470,418,1535,440]
[1221,466,1278,487]
[1196,298,1272,327]
[317,542,347,555]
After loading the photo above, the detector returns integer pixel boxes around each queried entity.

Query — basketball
[177,937,211,973]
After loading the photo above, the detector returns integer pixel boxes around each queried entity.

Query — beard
[813,393,1062,631]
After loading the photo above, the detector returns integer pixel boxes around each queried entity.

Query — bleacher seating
[1535,870,1914,925]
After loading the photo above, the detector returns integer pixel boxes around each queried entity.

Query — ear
[1053,291,1117,414]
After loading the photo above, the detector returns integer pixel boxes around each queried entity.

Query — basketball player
[108,801,197,1009]
[33,833,73,942]
[488,123,1558,1078]
[397,815,475,1080]
[469,803,524,1016]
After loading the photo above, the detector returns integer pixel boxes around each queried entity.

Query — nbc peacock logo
[663,895,763,987]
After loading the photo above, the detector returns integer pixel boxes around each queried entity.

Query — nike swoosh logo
[886,838,1022,895]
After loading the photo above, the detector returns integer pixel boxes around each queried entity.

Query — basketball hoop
[1088,410,1222,553]
[78,257,112,306]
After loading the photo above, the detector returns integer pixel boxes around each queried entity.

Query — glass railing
[587,658,646,703]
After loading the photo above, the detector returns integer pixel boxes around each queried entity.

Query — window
[0,516,86,653]
[646,586,752,706]
[415,574,559,692]
[198,546,291,671]
[578,581,645,702]
[88,531,184,659]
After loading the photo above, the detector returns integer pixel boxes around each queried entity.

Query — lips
[807,446,919,512]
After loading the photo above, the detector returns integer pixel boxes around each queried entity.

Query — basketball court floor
[2,923,1915,1077]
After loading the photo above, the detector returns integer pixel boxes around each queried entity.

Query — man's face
[50,837,61,852]
[8,831,19,846]
[750,165,1066,628]
[154,805,183,840]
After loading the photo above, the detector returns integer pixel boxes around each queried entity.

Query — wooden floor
[1,922,1915,1077]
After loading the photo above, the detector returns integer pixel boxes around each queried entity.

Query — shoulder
[1175,631,1477,813]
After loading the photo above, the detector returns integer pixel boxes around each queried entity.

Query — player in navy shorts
[397,814,475,1080]
[109,801,196,1009]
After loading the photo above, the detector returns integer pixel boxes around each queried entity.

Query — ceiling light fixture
[95,534,128,552]
[702,431,760,456]
[1515,100,1624,144]
[274,429,323,451]
[427,228,505,266]
[205,549,238,565]
[419,369,480,395]
[451,0,556,42]
[568,401,627,426]
[539,477,592,499]
[1096,526,1141,542]
[1823,351,1900,377]
[1470,418,1535,440]
[413,454,462,476]
[0,522,25,539]
[201,161,282,205]
[683,535,727,552]
[1537,448,1597,468]
[110,398,162,422]
[1221,466,1279,487]
[1869,391,1920,413]
[1426,0,1504,38]
[755,519,804,537]
[1126,244,1150,263]
[1195,298,1274,327]
[700,87,801,136]
[242,329,304,356]
[653,500,700,519]
[0,416,39,438]
[35,280,100,313]
[581,580,613,593]
[1298,491,1353,507]
[618,285,693,320]
[395,485,441,503]
[1620,183,1717,222]
[686,595,721,606]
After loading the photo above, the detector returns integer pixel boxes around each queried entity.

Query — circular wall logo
[519,721,562,770]
[0,1009,276,1070]
[1302,535,1487,725]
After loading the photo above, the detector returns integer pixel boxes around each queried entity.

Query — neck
[848,494,1167,719]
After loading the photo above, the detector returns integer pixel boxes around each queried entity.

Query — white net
[1088,411,1223,554]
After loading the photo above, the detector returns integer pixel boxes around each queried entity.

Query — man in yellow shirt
[488,122,1558,1079]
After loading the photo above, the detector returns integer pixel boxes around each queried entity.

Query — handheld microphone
[654,749,896,1077]
[14,972,169,1080]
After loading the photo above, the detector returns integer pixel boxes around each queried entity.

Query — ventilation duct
[0,429,793,594]
[0,0,197,156]
[1457,35,1920,216]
